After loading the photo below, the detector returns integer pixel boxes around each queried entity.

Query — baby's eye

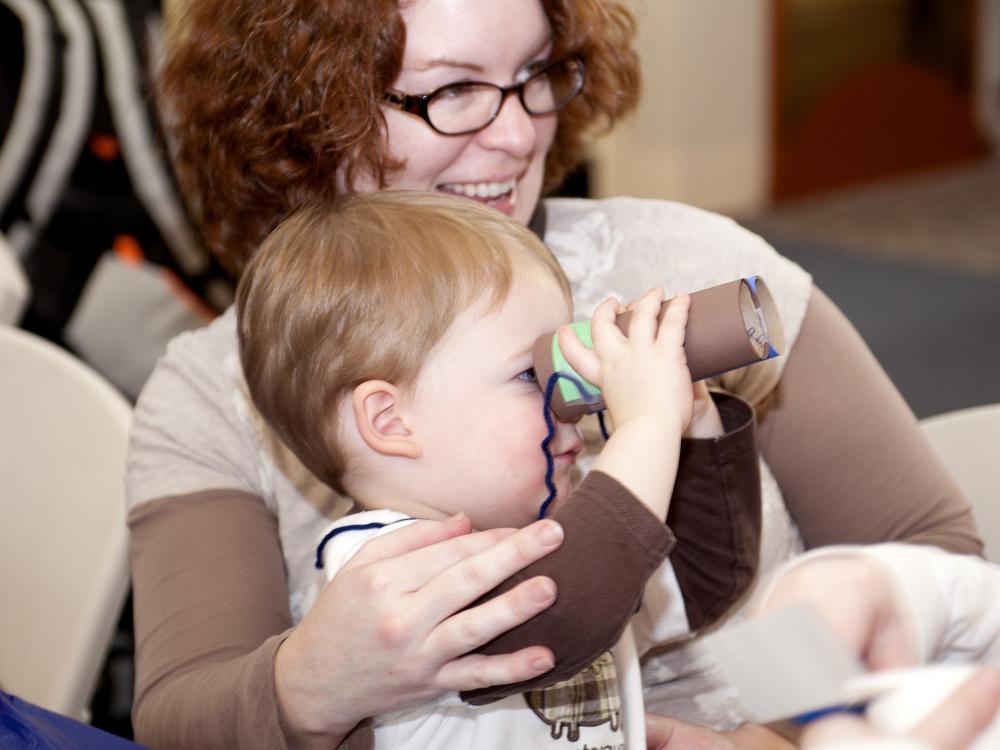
[517,367,538,384]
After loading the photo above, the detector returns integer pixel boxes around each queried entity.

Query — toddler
[237,190,757,748]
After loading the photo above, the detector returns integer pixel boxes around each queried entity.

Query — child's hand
[559,288,694,434]
[685,381,724,439]
[557,288,694,518]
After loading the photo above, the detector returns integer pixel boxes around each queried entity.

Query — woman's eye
[519,58,549,81]
[517,367,538,384]
[438,84,474,100]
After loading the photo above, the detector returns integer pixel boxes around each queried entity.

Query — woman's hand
[274,513,564,747]
[800,668,1000,750]
[755,554,917,671]
[645,713,796,749]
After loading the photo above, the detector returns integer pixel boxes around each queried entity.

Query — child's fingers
[588,296,625,353]
[656,293,690,348]
[625,287,665,343]
[557,324,602,386]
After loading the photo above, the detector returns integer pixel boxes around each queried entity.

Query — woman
[130,0,982,747]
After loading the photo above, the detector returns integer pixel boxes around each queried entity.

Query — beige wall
[588,1,772,215]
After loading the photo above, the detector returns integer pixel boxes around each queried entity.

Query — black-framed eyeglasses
[383,56,585,136]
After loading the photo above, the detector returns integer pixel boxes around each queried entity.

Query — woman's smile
[436,176,519,215]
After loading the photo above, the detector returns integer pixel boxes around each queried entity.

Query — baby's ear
[351,380,422,458]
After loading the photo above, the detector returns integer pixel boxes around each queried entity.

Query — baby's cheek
[520,408,555,458]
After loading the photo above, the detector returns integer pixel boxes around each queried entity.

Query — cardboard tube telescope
[532,276,784,421]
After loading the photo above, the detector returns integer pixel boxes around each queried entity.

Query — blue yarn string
[538,372,562,519]
[537,370,607,519]
[597,410,609,441]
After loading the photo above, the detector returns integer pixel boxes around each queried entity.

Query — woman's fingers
[436,647,556,692]
[344,513,473,569]
[644,713,738,749]
[645,712,677,749]
[341,517,563,645]
[911,668,1000,750]
[415,519,564,617]
[357,523,550,598]
[800,670,1000,750]
[428,575,559,670]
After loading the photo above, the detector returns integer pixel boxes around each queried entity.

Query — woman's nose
[476,94,537,157]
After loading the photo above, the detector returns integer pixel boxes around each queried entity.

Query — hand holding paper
[756,552,918,671]
[702,545,1000,749]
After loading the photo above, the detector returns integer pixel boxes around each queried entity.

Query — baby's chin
[534,479,573,520]
[479,481,573,529]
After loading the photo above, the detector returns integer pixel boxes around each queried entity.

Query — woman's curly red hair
[158,0,640,277]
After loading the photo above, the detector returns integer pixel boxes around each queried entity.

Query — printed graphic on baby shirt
[524,651,621,742]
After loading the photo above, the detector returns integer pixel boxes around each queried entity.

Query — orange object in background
[89,132,121,162]
[112,234,144,265]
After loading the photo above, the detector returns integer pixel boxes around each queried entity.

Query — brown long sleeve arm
[668,393,761,630]
[129,490,293,749]
[461,470,673,705]
[758,287,983,554]
[463,395,762,705]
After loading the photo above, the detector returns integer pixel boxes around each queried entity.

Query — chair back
[921,403,1000,563]
[0,325,131,721]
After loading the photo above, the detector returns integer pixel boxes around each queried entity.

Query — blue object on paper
[0,691,148,749]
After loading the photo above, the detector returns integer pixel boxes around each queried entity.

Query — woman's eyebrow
[410,36,554,75]
[411,58,485,74]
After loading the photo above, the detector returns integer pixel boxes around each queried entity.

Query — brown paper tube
[532,276,784,421]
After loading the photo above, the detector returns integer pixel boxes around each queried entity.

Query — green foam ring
[551,320,603,404]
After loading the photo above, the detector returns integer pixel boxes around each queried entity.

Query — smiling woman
[157,0,639,275]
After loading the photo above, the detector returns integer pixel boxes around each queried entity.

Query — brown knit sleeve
[757,287,983,554]
[669,392,762,631]
[461,470,674,705]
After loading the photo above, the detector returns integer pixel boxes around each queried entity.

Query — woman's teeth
[438,179,516,200]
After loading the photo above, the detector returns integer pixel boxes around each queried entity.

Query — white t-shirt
[307,509,694,750]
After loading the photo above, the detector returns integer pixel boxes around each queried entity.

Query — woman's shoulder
[542,197,815,404]
[542,196,812,323]
[543,195,767,241]
[134,307,242,415]
[126,307,263,510]
[544,194,741,231]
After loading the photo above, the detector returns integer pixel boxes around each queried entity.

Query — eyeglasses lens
[426,59,582,135]
[427,85,500,135]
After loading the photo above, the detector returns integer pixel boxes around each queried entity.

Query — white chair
[0,325,132,721]
[920,403,1000,563]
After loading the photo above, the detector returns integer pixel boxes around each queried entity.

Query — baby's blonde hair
[237,190,572,491]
